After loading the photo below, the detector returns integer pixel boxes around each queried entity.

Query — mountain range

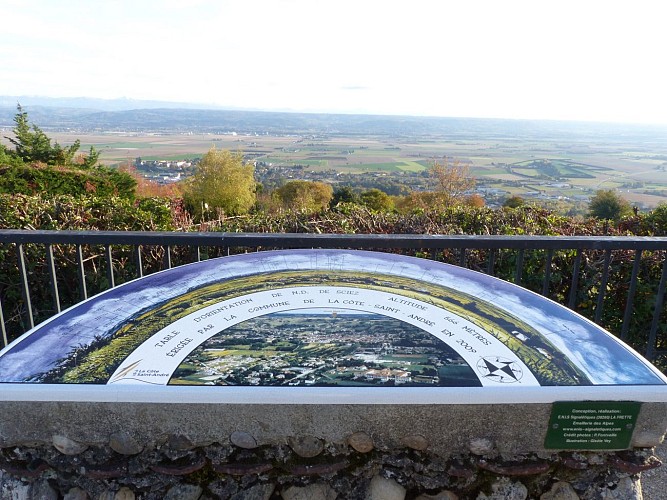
[2,95,666,141]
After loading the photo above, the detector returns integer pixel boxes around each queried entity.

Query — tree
[429,159,475,204]
[465,193,485,207]
[503,195,525,208]
[394,191,442,213]
[0,143,16,166]
[183,148,256,219]
[330,186,358,207]
[588,190,632,221]
[359,188,394,212]
[273,180,333,212]
[5,105,98,167]
[645,203,667,235]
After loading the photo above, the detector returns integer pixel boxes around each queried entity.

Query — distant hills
[2,95,667,141]
[0,95,226,112]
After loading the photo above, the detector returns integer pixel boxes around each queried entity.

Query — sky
[2,0,667,124]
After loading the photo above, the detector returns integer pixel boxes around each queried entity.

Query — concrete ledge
[2,401,666,455]
[3,384,667,404]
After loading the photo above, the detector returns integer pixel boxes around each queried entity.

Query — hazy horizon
[4,95,667,131]
[3,0,667,126]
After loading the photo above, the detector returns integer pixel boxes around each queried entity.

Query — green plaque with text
[545,401,641,450]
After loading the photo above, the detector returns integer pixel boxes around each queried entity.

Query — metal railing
[0,230,665,366]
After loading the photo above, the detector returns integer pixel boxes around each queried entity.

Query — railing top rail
[0,229,666,250]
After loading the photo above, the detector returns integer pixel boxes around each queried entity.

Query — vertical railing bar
[0,295,7,348]
[164,245,172,269]
[594,249,612,324]
[134,245,143,278]
[105,245,115,289]
[514,249,525,285]
[486,249,495,275]
[2,234,667,349]
[76,244,88,301]
[645,252,667,361]
[430,249,437,261]
[620,249,643,341]
[46,244,61,313]
[567,249,583,310]
[16,243,34,330]
[542,249,554,297]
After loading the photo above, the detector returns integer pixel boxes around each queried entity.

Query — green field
[135,153,199,161]
[46,129,667,208]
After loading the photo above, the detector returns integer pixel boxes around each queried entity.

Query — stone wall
[0,438,661,499]
[0,401,665,499]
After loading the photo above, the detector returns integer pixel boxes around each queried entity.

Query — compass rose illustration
[476,356,523,383]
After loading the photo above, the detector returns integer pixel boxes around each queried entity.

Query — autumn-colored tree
[119,163,183,199]
[273,180,333,212]
[394,191,444,213]
[183,148,255,220]
[396,159,476,212]
[465,193,485,207]
[429,159,475,204]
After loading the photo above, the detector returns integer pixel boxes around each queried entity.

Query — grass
[478,167,510,175]
[398,160,428,172]
[359,163,403,171]
[512,168,542,178]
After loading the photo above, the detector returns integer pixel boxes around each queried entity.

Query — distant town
[135,153,616,210]
[171,312,481,387]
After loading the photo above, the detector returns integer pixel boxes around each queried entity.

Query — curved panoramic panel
[0,250,664,388]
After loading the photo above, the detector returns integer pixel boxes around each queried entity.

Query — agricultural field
[43,128,667,208]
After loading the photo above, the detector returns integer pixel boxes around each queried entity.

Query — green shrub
[0,163,136,200]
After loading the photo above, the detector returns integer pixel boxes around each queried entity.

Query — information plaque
[0,249,665,391]
[545,401,642,450]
